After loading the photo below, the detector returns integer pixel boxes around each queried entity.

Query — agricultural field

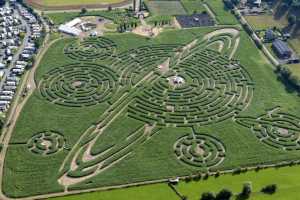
[245,15,288,30]
[25,0,130,10]
[42,0,124,6]
[204,0,238,25]
[145,0,187,16]
[2,24,300,200]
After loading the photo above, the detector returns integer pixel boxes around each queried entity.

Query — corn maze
[128,49,254,127]
[11,28,300,198]
[64,37,117,61]
[236,109,300,151]
[174,133,225,168]
[39,63,118,107]
[27,131,65,155]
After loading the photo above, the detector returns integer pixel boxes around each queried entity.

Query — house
[272,39,292,59]
[264,29,276,42]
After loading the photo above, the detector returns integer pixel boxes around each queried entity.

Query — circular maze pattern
[128,49,254,127]
[236,112,300,151]
[64,37,116,61]
[39,63,118,107]
[174,133,225,168]
[27,131,65,155]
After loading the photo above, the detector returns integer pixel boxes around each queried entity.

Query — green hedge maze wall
[235,108,300,151]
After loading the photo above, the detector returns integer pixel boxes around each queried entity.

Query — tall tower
[133,0,141,12]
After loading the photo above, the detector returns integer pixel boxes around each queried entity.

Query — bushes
[261,184,277,194]
[201,192,215,200]
[215,189,232,200]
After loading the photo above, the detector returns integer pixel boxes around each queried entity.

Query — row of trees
[277,65,300,91]
[200,183,277,200]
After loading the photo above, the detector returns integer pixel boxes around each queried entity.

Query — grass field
[48,165,300,200]
[289,38,300,55]
[204,0,238,25]
[287,64,300,79]
[48,184,177,200]
[146,0,187,16]
[3,24,300,199]
[245,15,288,30]
[176,165,300,200]
[180,0,206,14]
[43,0,123,6]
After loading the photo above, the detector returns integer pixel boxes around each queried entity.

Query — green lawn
[47,184,177,200]
[47,165,300,200]
[176,165,300,200]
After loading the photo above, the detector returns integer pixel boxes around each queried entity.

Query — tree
[239,182,252,198]
[288,14,297,25]
[216,189,232,200]
[80,7,87,14]
[261,184,277,194]
[201,192,215,200]
[108,5,112,11]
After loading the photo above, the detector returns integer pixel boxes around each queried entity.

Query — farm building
[58,18,82,36]
[272,39,292,59]
[175,13,215,28]
[264,29,276,42]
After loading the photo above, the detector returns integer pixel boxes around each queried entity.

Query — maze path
[64,37,116,61]
[174,133,225,168]
[39,63,118,107]
[27,131,65,155]
[128,49,254,127]
[236,109,300,151]
[112,44,180,86]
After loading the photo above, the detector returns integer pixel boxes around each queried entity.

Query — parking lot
[0,1,43,113]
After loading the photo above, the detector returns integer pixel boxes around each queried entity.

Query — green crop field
[42,0,123,6]
[2,24,300,199]
[145,0,187,16]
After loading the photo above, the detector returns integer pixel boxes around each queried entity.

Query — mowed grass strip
[176,165,300,200]
[46,183,178,200]
[43,0,124,6]
[146,0,187,16]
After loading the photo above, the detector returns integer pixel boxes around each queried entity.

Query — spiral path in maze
[236,111,300,151]
[27,131,65,155]
[128,49,254,127]
[64,37,116,61]
[174,133,225,168]
[39,63,118,107]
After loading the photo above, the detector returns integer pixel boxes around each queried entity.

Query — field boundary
[25,0,132,11]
